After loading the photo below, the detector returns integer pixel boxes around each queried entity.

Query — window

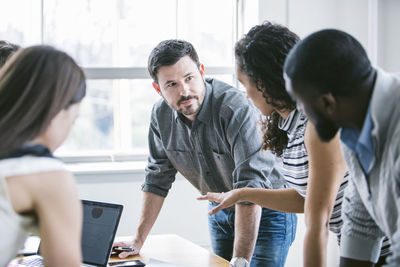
[0,0,250,162]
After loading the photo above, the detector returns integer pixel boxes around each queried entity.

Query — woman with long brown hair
[0,45,86,266]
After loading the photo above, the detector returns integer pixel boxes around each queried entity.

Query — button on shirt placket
[192,123,215,187]
[179,117,196,152]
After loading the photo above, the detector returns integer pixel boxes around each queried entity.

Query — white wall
[378,0,400,71]
[258,0,400,72]
[258,0,369,52]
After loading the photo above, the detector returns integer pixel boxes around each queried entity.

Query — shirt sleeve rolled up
[142,116,177,198]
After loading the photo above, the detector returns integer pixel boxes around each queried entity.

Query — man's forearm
[134,191,165,245]
[233,203,262,262]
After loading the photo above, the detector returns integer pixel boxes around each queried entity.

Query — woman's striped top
[278,109,391,256]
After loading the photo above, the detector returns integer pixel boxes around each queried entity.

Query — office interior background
[1,0,399,266]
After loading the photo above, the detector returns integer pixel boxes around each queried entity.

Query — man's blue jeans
[208,202,297,267]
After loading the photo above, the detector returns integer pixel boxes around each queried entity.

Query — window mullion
[119,81,132,152]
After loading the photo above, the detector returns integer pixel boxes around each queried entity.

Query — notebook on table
[14,199,123,267]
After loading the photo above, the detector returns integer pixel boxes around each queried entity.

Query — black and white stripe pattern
[278,109,391,256]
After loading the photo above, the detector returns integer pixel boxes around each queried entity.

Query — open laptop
[15,199,123,267]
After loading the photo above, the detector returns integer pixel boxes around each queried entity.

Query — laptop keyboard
[17,257,97,267]
[18,256,45,267]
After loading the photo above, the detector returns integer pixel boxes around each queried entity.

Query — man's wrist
[230,257,249,267]
[237,188,247,202]
[133,235,145,247]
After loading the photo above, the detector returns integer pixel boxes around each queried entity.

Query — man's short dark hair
[0,40,20,68]
[148,39,200,83]
[284,29,373,96]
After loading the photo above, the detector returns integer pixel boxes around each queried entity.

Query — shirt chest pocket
[166,150,197,178]
[211,151,235,180]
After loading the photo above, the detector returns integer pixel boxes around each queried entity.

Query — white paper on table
[146,258,189,267]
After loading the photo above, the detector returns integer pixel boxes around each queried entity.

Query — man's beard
[177,95,199,116]
[314,111,339,142]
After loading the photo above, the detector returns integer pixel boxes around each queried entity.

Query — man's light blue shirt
[340,104,374,175]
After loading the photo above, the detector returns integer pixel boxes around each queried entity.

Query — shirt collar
[2,144,54,159]
[366,68,394,154]
[278,108,302,135]
[196,80,212,124]
[358,104,374,151]
[340,100,375,176]
[340,98,374,151]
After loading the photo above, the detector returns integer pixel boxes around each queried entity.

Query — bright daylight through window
[0,0,257,163]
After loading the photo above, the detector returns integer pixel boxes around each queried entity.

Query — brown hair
[235,22,299,156]
[0,45,86,157]
[148,39,200,83]
[0,40,20,68]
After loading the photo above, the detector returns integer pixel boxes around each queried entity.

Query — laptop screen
[81,200,123,266]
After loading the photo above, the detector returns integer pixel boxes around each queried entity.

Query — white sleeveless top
[0,155,66,266]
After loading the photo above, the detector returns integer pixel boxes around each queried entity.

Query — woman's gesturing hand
[197,189,242,215]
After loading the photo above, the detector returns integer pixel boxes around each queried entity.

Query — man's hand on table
[112,239,142,258]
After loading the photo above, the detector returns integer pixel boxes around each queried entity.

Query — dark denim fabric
[208,202,297,267]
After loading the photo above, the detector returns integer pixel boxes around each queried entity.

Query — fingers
[197,192,220,202]
[118,248,139,259]
[113,241,129,247]
[196,195,209,200]
[208,204,224,215]
[112,241,139,258]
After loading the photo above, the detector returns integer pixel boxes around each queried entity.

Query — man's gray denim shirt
[142,78,286,197]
